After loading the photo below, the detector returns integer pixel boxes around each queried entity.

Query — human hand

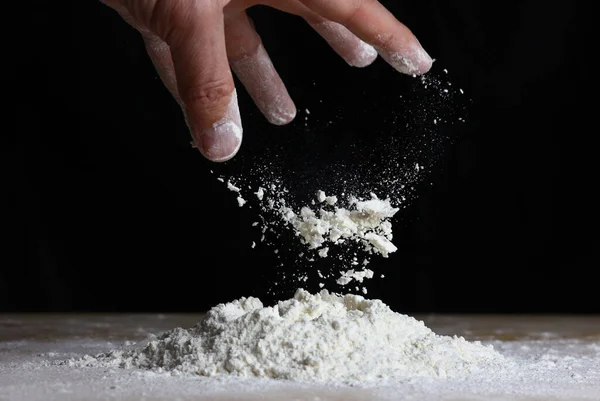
[101,0,433,162]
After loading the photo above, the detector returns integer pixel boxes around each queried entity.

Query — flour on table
[64,289,509,384]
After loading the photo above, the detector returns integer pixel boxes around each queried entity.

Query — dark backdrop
[2,1,597,313]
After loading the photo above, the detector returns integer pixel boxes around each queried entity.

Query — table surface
[1,313,600,401]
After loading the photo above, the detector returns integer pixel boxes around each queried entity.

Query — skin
[101,0,433,162]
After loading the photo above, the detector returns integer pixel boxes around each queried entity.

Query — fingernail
[378,40,433,75]
[193,90,243,162]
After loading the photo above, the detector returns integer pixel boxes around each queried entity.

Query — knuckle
[124,0,196,43]
[181,79,235,113]
[148,0,188,42]
[373,31,396,50]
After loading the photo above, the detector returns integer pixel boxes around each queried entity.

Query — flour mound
[83,289,508,383]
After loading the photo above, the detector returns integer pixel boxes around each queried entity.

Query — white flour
[336,268,374,285]
[225,179,398,288]
[280,191,398,257]
[66,289,509,384]
[214,68,469,292]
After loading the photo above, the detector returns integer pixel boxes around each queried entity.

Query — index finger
[297,0,433,75]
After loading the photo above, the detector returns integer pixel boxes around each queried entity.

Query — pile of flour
[70,289,509,384]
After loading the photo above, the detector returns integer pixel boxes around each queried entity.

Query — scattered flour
[227,181,241,192]
[64,289,510,384]
[209,66,470,292]
[219,175,399,287]
[254,187,264,200]
[280,191,398,257]
[318,247,329,257]
[336,269,374,285]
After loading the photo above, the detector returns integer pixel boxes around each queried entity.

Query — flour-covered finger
[257,0,378,68]
[310,20,378,68]
[101,2,180,104]
[298,0,433,75]
[162,2,241,162]
[225,12,296,125]
[102,0,242,161]
[142,35,182,106]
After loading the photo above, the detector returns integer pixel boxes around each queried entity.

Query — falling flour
[280,191,398,257]
[216,66,470,291]
[64,289,510,384]
[336,268,374,285]
[226,180,398,288]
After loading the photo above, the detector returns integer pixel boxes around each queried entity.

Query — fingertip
[188,89,244,162]
[194,120,243,162]
[379,43,433,75]
[265,101,297,126]
[312,21,379,68]
[348,41,378,68]
[228,38,297,127]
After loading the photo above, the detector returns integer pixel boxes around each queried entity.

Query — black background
[2,1,597,314]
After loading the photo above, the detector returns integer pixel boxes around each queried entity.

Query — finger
[100,1,181,104]
[142,34,182,107]
[297,0,433,75]
[258,0,378,68]
[225,12,296,125]
[139,0,242,162]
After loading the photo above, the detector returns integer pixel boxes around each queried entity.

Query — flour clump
[80,289,508,384]
[280,192,399,257]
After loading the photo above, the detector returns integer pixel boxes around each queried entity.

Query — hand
[101,0,433,162]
